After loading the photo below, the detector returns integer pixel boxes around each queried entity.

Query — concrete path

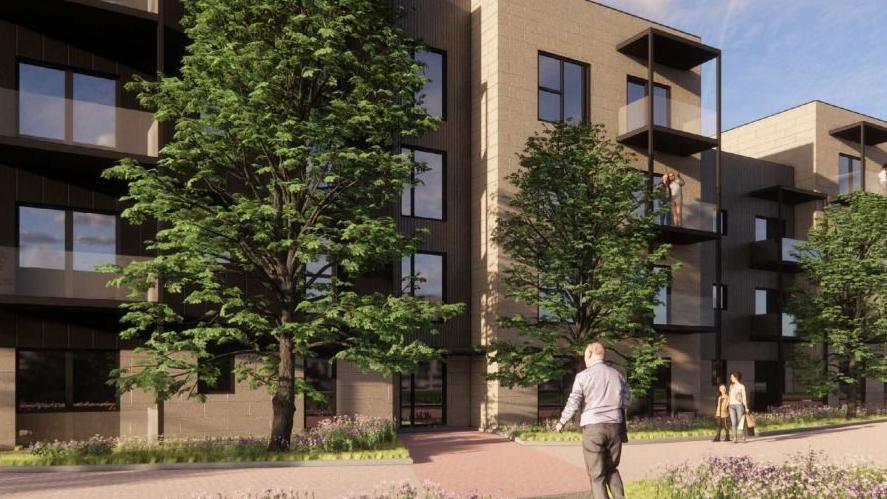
[535,420,887,483]
[0,422,884,498]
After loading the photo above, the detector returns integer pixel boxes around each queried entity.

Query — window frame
[414,47,447,121]
[16,203,120,271]
[626,76,671,128]
[400,145,447,222]
[197,350,237,395]
[838,153,862,194]
[15,348,120,413]
[537,51,589,124]
[653,264,672,325]
[754,287,779,315]
[712,283,728,310]
[304,356,337,428]
[402,251,447,303]
[16,59,120,147]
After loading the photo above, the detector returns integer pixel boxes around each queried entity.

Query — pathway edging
[510,418,887,446]
[0,457,413,473]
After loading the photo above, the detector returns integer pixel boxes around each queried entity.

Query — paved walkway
[0,422,883,498]
[536,421,887,483]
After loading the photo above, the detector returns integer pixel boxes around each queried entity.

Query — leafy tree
[104,0,463,449]
[789,192,887,418]
[487,122,671,399]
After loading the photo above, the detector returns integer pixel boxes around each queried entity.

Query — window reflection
[415,49,444,118]
[73,73,117,147]
[17,350,118,413]
[18,64,65,140]
[401,360,444,427]
[73,212,116,271]
[401,147,444,220]
[402,253,444,303]
[305,357,336,428]
[18,207,66,270]
[538,53,587,123]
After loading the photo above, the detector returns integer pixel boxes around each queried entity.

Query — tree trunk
[845,360,858,419]
[269,313,296,451]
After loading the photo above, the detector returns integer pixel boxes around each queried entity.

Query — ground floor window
[305,357,336,428]
[16,349,119,412]
[645,361,671,415]
[538,373,572,422]
[400,360,445,427]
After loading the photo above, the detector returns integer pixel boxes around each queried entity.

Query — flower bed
[639,451,887,499]
[500,405,887,442]
[0,416,407,467]
[194,480,496,499]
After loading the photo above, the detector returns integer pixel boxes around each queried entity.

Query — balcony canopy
[618,126,718,157]
[617,28,720,71]
[656,225,718,245]
[748,185,826,205]
[829,121,887,146]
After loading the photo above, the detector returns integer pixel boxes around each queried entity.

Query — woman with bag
[728,371,748,443]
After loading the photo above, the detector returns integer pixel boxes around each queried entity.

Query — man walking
[555,342,630,499]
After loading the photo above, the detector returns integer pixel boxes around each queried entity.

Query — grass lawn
[0,440,409,467]
[624,479,662,499]
[509,414,887,442]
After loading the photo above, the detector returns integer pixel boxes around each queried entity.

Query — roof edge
[725,100,887,134]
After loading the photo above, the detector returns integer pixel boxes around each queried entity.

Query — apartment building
[0,0,882,447]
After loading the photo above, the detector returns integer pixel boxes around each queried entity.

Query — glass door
[400,360,446,427]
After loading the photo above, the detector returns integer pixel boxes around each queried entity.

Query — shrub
[29,435,115,459]
[655,451,887,499]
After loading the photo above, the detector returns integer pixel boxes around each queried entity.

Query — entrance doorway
[400,360,446,427]
[754,360,780,411]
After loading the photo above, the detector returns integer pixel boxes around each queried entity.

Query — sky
[595,0,887,129]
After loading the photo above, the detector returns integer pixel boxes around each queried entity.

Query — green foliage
[789,192,887,410]
[102,0,463,444]
[488,122,670,397]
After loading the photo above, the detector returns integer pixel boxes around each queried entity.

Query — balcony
[618,97,718,156]
[653,290,716,333]
[0,246,152,308]
[0,88,158,171]
[750,313,798,341]
[0,1,159,73]
[749,238,810,272]
[617,28,720,71]
[653,200,718,245]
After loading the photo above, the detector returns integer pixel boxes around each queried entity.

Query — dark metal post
[715,53,723,384]
[776,188,785,406]
[646,31,655,214]
[860,125,866,191]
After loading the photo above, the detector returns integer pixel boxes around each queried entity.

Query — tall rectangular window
[401,147,444,220]
[18,63,66,140]
[755,288,778,315]
[415,49,445,119]
[538,372,572,422]
[17,350,118,412]
[18,63,117,147]
[712,284,727,310]
[305,356,336,428]
[627,77,670,129]
[538,53,587,123]
[18,206,66,270]
[18,206,117,272]
[653,265,670,325]
[838,153,862,194]
[400,360,445,427]
[402,252,444,303]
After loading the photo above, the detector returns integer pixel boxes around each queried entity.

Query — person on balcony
[713,384,730,442]
[666,171,685,226]
[655,175,672,226]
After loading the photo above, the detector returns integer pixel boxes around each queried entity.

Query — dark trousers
[582,423,625,499]
[714,416,730,440]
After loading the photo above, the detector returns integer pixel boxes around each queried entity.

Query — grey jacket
[558,360,630,426]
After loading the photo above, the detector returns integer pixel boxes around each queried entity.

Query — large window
[197,349,236,395]
[18,206,116,271]
[305,356,336,428]
[305,254,333,301]
[17,350,118,412]
[400,360,445,427]
[415,49,445,119]
[538,372,572,422]
[401,147,444,220]
[402,252,445,303]
[653,265,671,325]
[538,53,587,123]
[838,153,862,194]
[754,215,782,242]
[18,62,117,147]
[755,288,778,315]
[627,77,670,129]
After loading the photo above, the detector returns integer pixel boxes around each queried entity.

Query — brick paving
[0,422,883,499]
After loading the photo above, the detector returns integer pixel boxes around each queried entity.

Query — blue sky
[596,0,887,129]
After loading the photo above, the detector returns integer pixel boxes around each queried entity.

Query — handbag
[745,413,756,436]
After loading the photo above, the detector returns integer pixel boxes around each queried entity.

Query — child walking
[712,384,730,442]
